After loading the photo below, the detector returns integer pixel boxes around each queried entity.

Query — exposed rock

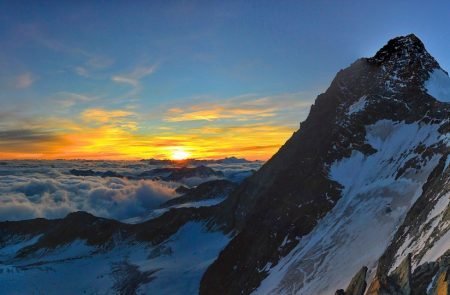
[390,254,412,294]
[411,262,439,295]
[345,266,368,295]
[429,268,449,295]
[335,266,368,295]
[0,206,216,259]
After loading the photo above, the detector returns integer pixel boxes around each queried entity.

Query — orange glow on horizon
[0,124,294,161]
[0,104,301,161]
[170,148,191,161]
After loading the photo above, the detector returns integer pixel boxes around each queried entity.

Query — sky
[1,0,450,160]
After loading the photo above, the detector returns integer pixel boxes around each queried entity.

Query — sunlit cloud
[165,105,276,122]
[0,91,314,160]
[80,108,138,130]
[112,76,139,87]
[81,108,135,122]
[164,93,312,123]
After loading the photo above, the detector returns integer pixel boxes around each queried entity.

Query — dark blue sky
[1,0,449,159]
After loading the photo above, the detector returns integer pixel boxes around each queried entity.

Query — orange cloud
[81,108,135,123]
[0,92,313,160]
[165,102,277,122]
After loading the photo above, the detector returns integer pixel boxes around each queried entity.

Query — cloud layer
[0,160,261,222]
[0,164,176,221]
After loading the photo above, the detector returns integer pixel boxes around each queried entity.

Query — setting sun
[171,149,190,160]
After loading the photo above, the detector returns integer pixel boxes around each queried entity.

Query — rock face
[335,266,368,295]
[201,34,450,294]
[345,266,368,295]
[366,255,412,295]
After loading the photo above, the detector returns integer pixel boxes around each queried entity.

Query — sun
[171,149,190,161]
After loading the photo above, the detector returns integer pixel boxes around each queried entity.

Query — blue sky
[1,0,450,159]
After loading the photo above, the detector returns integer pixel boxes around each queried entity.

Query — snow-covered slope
[0,220,230,294]
[425,69,450,102]
[0,171,238,294]
[256,120,445,294]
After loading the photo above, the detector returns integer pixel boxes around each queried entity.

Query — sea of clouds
[0,160,261,222]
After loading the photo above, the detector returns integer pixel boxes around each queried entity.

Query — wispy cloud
[111,64,158,96]
[164,93,313,123]
[81,108,135,122]
[54,91,98,107]
[73,57,115,78]
[74,66,89,77]
[16,24,114,78]
[81,108,138,131]
[17,23,90,58]
[15,72,35,89]
[0,129,57,142]
[0,127,69,158]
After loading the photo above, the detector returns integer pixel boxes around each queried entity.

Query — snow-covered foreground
[0,222,230,294]
[255,120,444,295]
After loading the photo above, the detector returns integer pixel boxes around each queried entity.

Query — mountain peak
[368,34,432,65]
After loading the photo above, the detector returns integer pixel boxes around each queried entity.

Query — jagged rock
[390,254,412,294]
[345,266,368,295]
[366,275,387,295]
[428,267,449,295]
[335,266,368,295]
[0,207,214,259]
[411,262,439,295]
[428,252,450,295]
[366,255,412,295]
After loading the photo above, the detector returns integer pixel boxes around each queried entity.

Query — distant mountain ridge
[144,156,260,166]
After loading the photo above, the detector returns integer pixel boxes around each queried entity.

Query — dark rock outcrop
[335,266,368,295]
[0,207,215,259]
[345,266,368,295]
